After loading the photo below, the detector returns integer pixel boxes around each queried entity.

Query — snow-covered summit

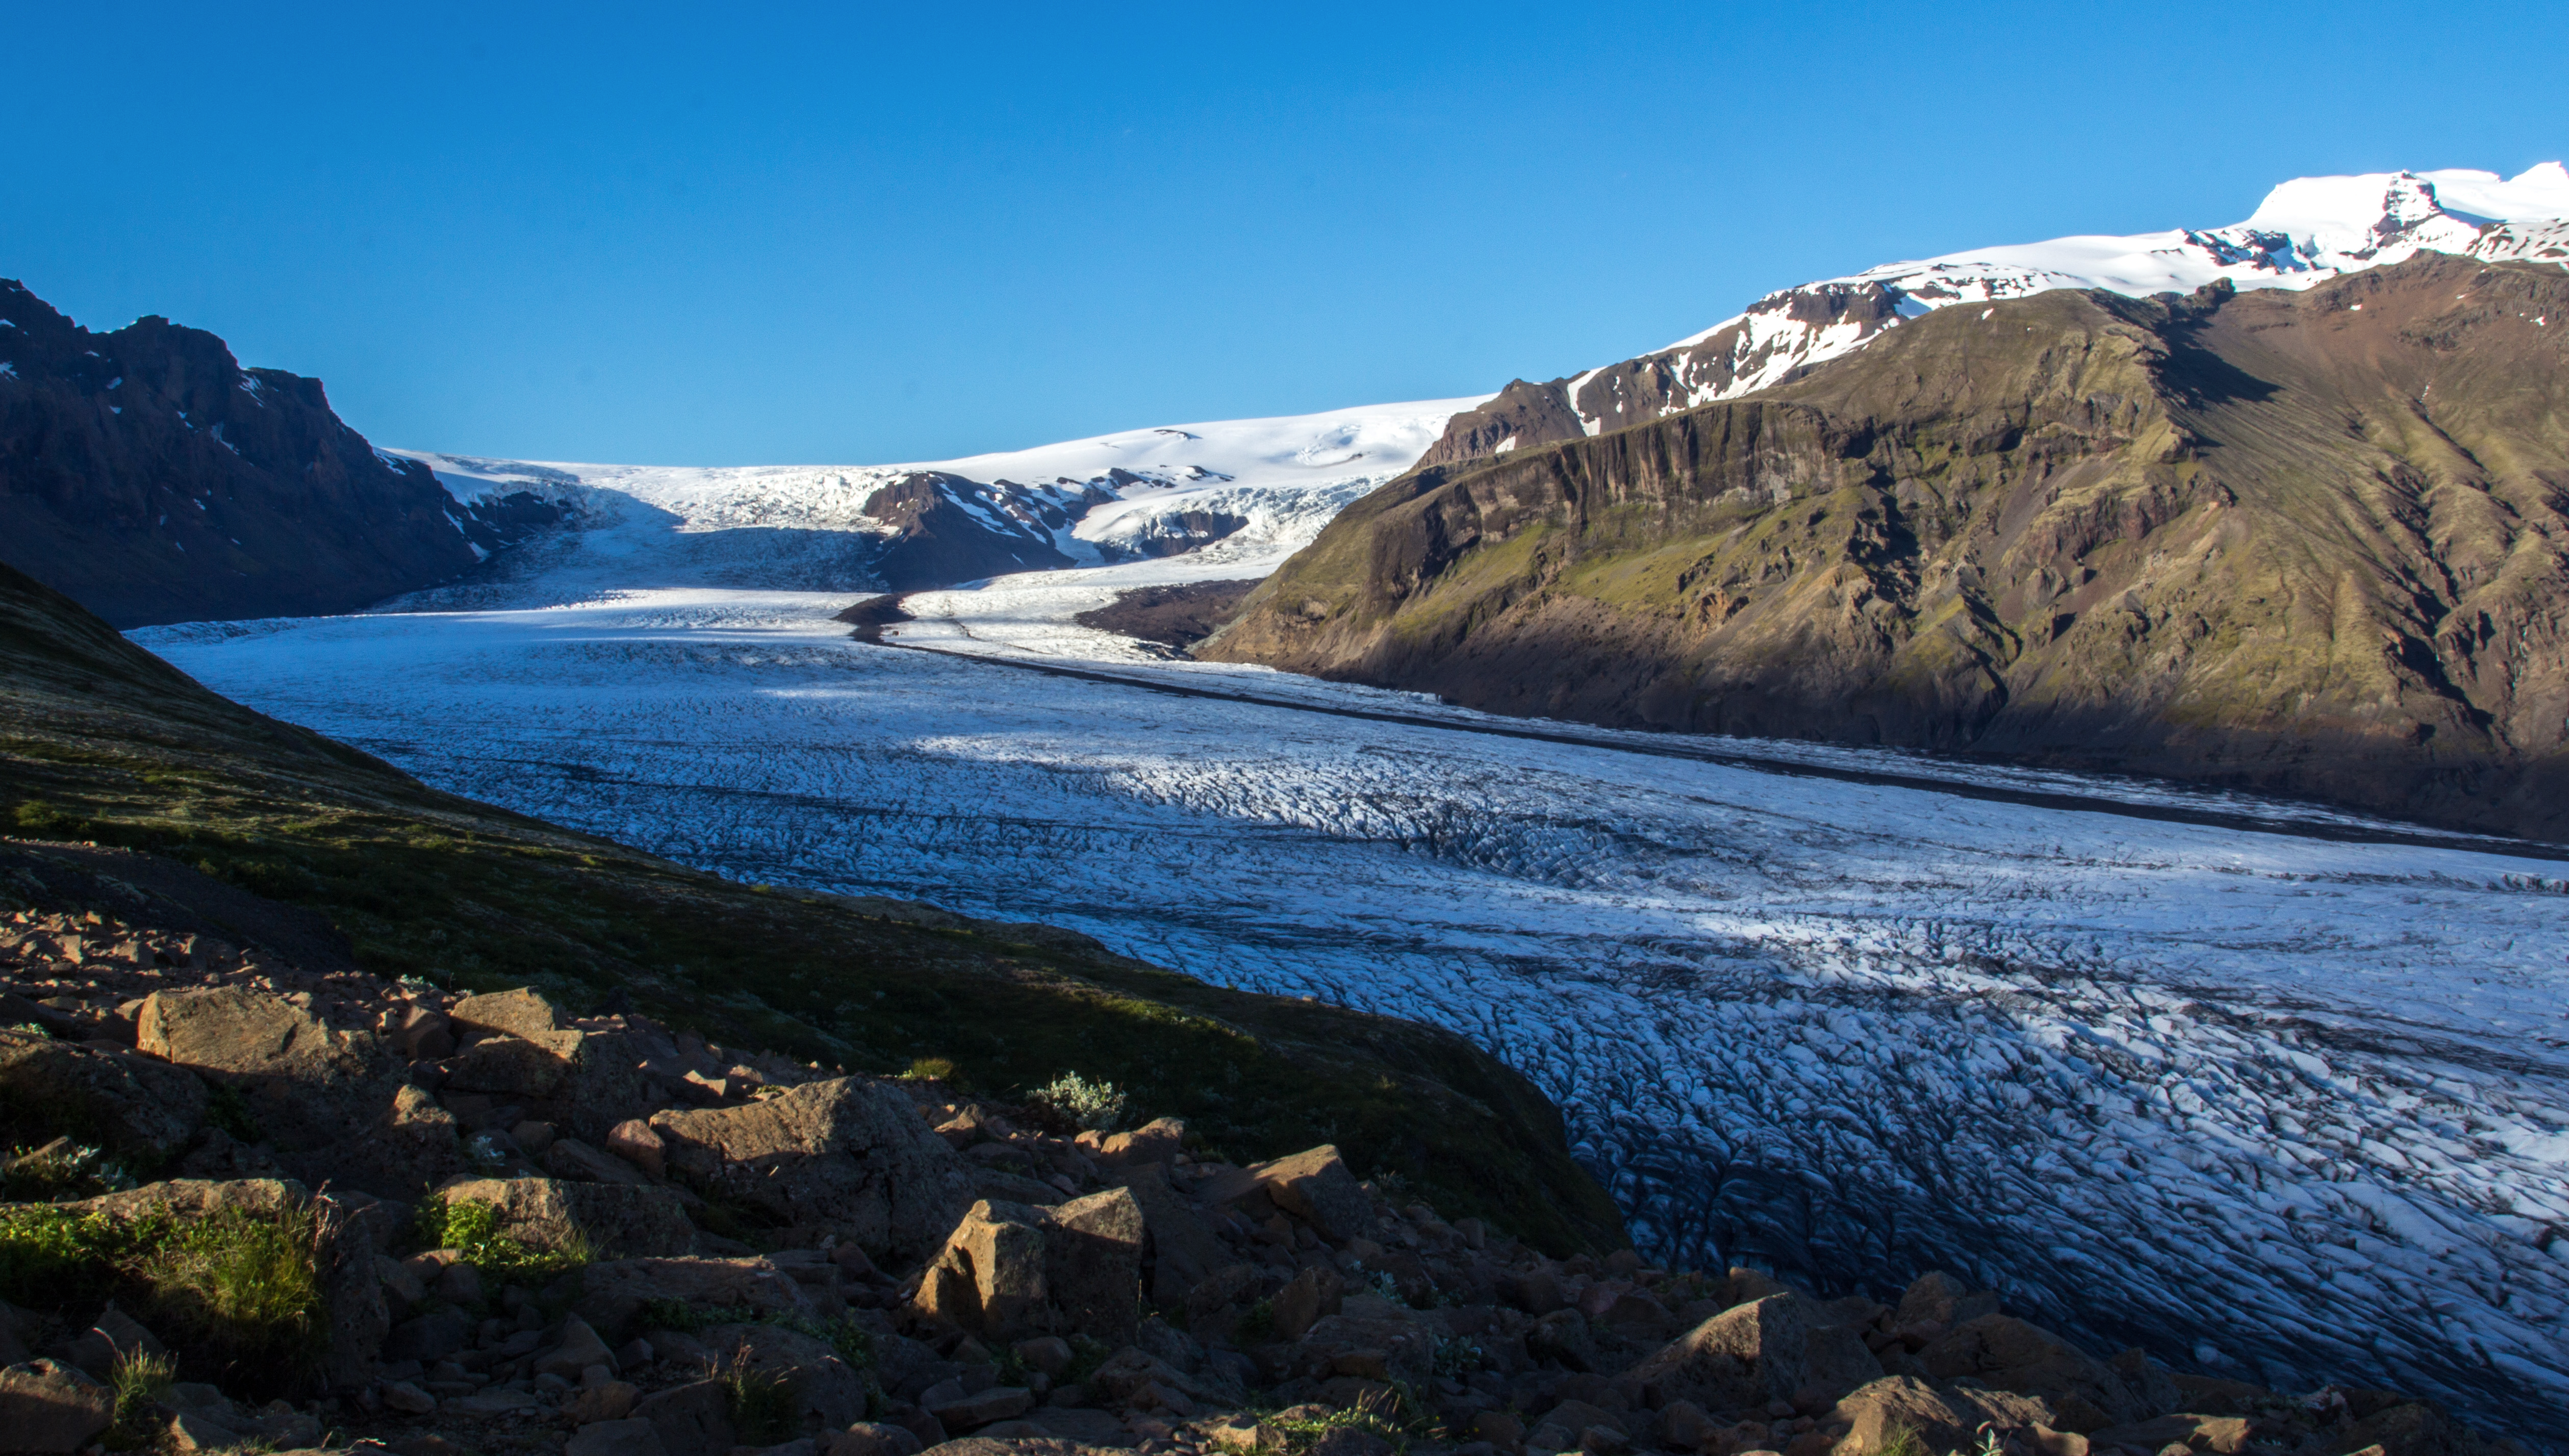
[1507,164,2569,447]
[385,396,1487,607]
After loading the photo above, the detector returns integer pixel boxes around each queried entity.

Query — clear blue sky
[8,2,2562,465]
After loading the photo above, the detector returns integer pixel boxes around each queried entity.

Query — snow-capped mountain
[387,396,1484,606]
[1426,163,2569,464]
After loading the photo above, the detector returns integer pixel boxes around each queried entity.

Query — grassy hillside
[1204,256,2569,841]
[0,563,1624,1254]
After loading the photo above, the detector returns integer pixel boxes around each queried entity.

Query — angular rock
[167,1408,247,1451]
[1895,1271,2000,1331]
[1117,1163,1229,1307]
[575,1257,816,1341]
[609,1119,668,1178]
[2087,1415,2255,1456]
[824,1423,926,1456]
[385,1308,473,1363]
[550,1136,655,1186]
[1273,1265,1345,1342]
[440,1177,696,1258]
[448,987,568,1041]
[700,1322,871,1429]
[1918,1315,2142,1432]
[538,1314,622,1380]
[651,1077,974,1260]
[912,1189,1144,1347]
[0,1357,114,1452]
[380,1380,437,1414]
[1242,1145,1369,1242]
[1627,1294,1883,1413]
[635,1380,737,1456]
[568,1417,672,1456]
[390,1004,454,1060]
[446,1029,586,1099]
[136,987,456,1195]
[926,1383,1034,1430]
[1097,1116,1187,1167]
[0,1028,207,1164]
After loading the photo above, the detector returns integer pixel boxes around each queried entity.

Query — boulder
[568,1417,673,1456]
[574,1257,816,1341]
[448,987,568,1041]
[2087,1415,2256,1456]
[911,1189,1144,1346]
[1895,1270,2000,1330]
[1097,1116,1187,1167]
[537,1314,623,1380]
[1240,1145,1369,1242]
[1918,1315,2143,1432]
[651,1078,975,1260]
[64,1301,165,1380]
[699,1322,872,1429]
[446,1030,587,1099]
[1272,1265,1345,1341]
[2336,1402,2452,1456]
[0,1358,114,1452]
[634,1380,737,1456]
[609,1119,668,1178]
[136,987,457,1195]
[1115,1163,1229,1307]
[0,1029,207,1164]
[440,1177,697,1258]
[1626,1294,1883,1412]
[550,1136,656,1187]
[824,1425,925,1456]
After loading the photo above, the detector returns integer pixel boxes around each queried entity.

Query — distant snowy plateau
[142,166,2569,1434]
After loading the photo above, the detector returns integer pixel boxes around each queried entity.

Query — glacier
[133,569,2569,1436]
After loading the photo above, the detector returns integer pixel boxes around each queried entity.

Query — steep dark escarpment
[1205,256,2569,840]
[0,279,538,627]
[862,471,1114,590]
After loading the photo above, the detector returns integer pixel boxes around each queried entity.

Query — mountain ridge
[1202,254,2569,840]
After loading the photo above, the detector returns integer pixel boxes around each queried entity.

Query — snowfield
[135,582,2569,1436]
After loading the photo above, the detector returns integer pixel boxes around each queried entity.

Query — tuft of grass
[107,1346,178,1447]
[1029,1070,1130,1132]
[148,1207,329,1387]
[899,1056,959,1085]
[718,1340,798,1445]
[1876,1422,1930,1456]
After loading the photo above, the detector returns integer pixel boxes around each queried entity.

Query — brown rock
[824,1423,926,1456]
[442,1177,696,1257]
[650,1077,974,1261]
[609,1118,668,1178]
[1895,1271,2000,1331]
[575,1257,817,1341]
[700,1321,873,1429]
[548,1136,657,1187]
[1272,1265,1346,1341]
[1917,1315,2142,1432]
[633,1379,737,1456]
[0,1029,207,1164]
[911,1189,1146,1347]
[2337,1402,2451,1456]
[567,1417,670,1456]
[1116,1163,1229,1306]
[1097,1116,1187,1167]
[448,987,567,1041]
[1242,1145,1370,1242]
[390,1004,454,1060]
[1627,1294,1882,1413]
[0,1357,114,1452]
[445,1028,586,1098]
[565,1381,642,1424]
[2088,1416,2255,1456]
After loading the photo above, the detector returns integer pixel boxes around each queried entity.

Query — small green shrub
[1029,1071,1130,1133]
[1235,1296,1277,1345]
[1,1141,137,1202]
[641,1296,712,1333]
[0,1206,138,1311]
[899,1056,959,1085]
[415,1194,591,1282]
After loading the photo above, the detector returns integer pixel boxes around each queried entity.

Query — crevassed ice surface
[135,562,2569,1437]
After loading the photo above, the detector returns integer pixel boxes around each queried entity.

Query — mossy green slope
[1204,255,2569,840]
[0,565,1624,1255]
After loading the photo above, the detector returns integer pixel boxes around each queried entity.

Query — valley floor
[134,564,2569,1436]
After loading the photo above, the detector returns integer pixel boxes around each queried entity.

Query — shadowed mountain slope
[0,560,1622,1252]
[1202,256,2569,840]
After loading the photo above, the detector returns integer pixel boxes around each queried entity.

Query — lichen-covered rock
[650,1077,973,1259]
[0,1028,206,1164]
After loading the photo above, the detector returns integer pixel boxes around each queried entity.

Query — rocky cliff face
[1204,256,2569,840]
[0,279,545,627]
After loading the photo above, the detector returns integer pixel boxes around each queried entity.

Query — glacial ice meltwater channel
[136,581,2569,1435]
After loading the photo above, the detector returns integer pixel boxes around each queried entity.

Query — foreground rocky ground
[0,910,2535,1456]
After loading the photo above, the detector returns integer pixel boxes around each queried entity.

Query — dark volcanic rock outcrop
[862,472,1115,591]
[1206,256,2569,840]
[0,279,537,627]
